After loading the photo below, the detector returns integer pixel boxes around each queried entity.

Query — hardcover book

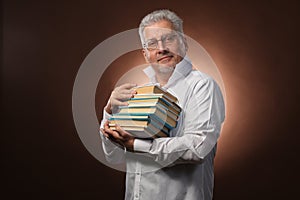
[108,84,181,138]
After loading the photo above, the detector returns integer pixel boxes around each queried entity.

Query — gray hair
[138,9,184,45]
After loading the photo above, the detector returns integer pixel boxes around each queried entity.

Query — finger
[104,122,115,134]
[104,123,124,140]
[110,130,124,140]
[100,128,109,138]
[104,121,110,128]
[118,83,137,90]
[114,93,135,100]
[105,128,123,140]
[115,124,133,138]
[110,99,129,107]
[115,89,136,95]
[103,127,114,138]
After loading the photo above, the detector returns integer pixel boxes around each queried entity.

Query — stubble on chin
[151,62,175,75]
[157,66,174,74]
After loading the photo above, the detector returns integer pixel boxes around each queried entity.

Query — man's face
[142,20,187,75]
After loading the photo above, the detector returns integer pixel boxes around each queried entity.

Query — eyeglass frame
[142,32,180,51]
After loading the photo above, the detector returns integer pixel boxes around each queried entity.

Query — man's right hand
[105,83,137,114]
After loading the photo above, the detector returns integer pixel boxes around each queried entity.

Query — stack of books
[109,84,181,138]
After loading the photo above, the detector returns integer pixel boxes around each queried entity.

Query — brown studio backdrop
[2,0,300,199]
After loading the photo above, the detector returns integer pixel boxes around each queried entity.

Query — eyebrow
[145,33,176,42]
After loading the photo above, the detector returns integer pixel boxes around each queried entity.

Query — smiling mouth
[157,55,173,62]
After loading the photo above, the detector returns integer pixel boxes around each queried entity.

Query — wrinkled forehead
[143,20,176,40]
[143,26,177,40]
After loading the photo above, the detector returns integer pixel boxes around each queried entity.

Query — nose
[157,40,167,52]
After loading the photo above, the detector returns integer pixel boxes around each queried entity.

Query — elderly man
[100,9,225,200]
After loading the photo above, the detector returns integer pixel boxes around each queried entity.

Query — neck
[156,73,172,87]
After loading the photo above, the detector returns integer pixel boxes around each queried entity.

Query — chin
[157,66,175,74]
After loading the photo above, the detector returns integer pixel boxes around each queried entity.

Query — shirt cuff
[133,139,152,152]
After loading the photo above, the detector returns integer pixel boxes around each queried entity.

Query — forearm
[133,126,220,165]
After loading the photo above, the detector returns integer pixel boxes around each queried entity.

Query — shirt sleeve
[100,110,126,164]
[133,77,225,165]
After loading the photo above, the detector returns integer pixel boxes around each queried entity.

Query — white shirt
[100,57,225,200]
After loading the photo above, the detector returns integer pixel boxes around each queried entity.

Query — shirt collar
[143,56,193,89]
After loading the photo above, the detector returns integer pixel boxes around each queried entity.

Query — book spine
[150,114,176,130]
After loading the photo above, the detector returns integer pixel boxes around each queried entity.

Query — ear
[184,37,188,52]
[182,36,188,52]
[142,49,150,63]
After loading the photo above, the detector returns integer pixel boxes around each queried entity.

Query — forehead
[143,20,175,40]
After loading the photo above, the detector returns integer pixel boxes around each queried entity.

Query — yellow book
[109,120,169,133]
[128,96,181,115]
[109,125,168,138]
[113,107,177,129]
[119,104,178,120]
[134,84,178,103]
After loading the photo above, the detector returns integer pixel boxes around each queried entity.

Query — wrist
[125,138,135,152]
[105,101,112,114]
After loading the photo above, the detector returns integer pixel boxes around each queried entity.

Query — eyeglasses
[143,33,178,51]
